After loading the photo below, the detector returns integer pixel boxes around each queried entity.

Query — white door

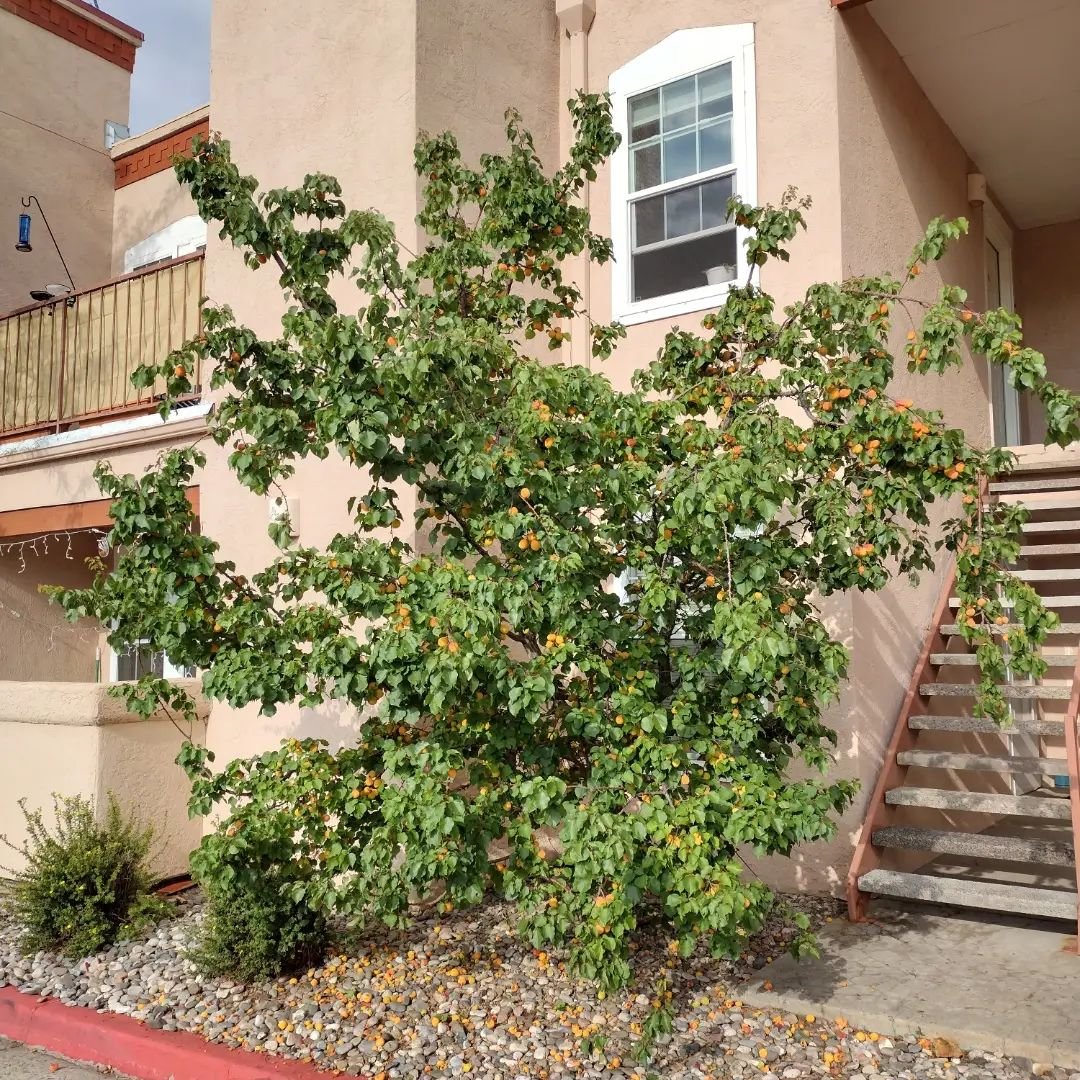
[984,201,1022,447]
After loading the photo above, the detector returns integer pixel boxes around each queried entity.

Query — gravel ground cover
[0,892,1072,1080]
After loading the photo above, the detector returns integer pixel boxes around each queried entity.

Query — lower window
[112,641,194,681]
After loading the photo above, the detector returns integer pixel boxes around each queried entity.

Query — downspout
[555,0,596,369]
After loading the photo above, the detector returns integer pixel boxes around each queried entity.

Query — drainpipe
[555,0,596,369]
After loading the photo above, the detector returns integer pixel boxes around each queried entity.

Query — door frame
[984,199,1022,447]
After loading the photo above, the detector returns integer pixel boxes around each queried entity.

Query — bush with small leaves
[190,830,326,982]
[1,794,167,959]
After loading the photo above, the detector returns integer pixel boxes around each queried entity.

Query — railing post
[1063,651,1080,940]
[55,298,68,433]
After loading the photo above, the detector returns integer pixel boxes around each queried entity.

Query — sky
[100,0,211,135]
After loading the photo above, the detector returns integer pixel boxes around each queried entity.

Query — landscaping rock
[0,893,1070,1080]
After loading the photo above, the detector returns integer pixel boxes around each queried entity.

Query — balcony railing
[0,253,204,440]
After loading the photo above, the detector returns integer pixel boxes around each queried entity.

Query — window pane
[632,228,739,302]
[633,194,665,247]
[629,89,660,143]
[632,141,661,191]
[116,644,165,681]
[699,64,733,119]
[665,186,701,239]
[661,75,697,133]
[699,118,733,171]
[662,131,697,183]
[701,174,735,229]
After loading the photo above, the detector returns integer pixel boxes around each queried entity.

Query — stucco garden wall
[0,680,209,877]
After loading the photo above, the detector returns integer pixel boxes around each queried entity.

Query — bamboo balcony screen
[0,253,204,439]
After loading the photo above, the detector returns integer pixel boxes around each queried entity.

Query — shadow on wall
[0,530,102,682]
[204,696,369,767]
[836,6,991,412]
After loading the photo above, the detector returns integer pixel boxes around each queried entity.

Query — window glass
[115,644,164,682]
[633,229,738,303]
[699,118,732,171]
[626,63,739,305]
[114,642,195,681]
[661,75,697,132]
[630,90,660,142]
[698,65,733,119]
[632,142,661,191]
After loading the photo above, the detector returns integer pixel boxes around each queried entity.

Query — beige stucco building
[1,0,1078,922]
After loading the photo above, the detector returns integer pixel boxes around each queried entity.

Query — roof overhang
[834,0,1080,229]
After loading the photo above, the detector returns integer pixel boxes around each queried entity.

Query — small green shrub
[191,832,326,982]
[1,794,167,958]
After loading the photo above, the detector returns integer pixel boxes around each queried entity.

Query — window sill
[615,282,737,327]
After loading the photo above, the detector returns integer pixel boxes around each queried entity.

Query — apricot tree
[55,94,1079,988]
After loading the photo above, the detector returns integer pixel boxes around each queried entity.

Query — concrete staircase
[848,462,1080,927]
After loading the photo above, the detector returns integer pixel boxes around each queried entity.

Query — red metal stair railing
[845,566,956,921]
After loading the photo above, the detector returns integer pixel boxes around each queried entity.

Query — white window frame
[108,639,193,682]
[609,24,757,326]
[123,215,208,273]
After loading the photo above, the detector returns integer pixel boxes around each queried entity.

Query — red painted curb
[0,987,363,1080]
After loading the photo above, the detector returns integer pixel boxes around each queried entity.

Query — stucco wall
[0,681,208,877]
[824,8,995,892]
[0,532,100,681]
[416,0,560,170]
[575,0,848,891]
[585,0,845,392]
[0,426,201,515]
[0,10,130,315]
[198,0,423,768]
[1014,218,1080,445]
[111,167,201,277]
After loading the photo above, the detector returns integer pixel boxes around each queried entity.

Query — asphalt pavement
[0,1039,125,1079]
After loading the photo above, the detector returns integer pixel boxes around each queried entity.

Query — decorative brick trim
[0,0,142,72]
[113,117,211,189]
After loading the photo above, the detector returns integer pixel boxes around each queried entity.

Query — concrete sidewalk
[0,1038,125,1079]
[739,901,1080,1068]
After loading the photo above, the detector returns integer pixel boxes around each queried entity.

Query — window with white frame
[110,641,195,682]
[609,25,756,325]
[123,215,208,273]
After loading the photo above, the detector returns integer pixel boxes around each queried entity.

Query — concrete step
[857,868,1077,920]
[885,787,1072,819]
[941,622,1080,635]
[897,750,1068,774]
[991,477,1080,494]
[1023,519,1080,534]
[929,652,1076,667]
[950,595,1080,608]
[992,494,1080,511]
[920,682,1071,700]
[1012,569,1080,582]
[1018,543,1080,557]
[871,825,1075,866]
[909,713,1065,735]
